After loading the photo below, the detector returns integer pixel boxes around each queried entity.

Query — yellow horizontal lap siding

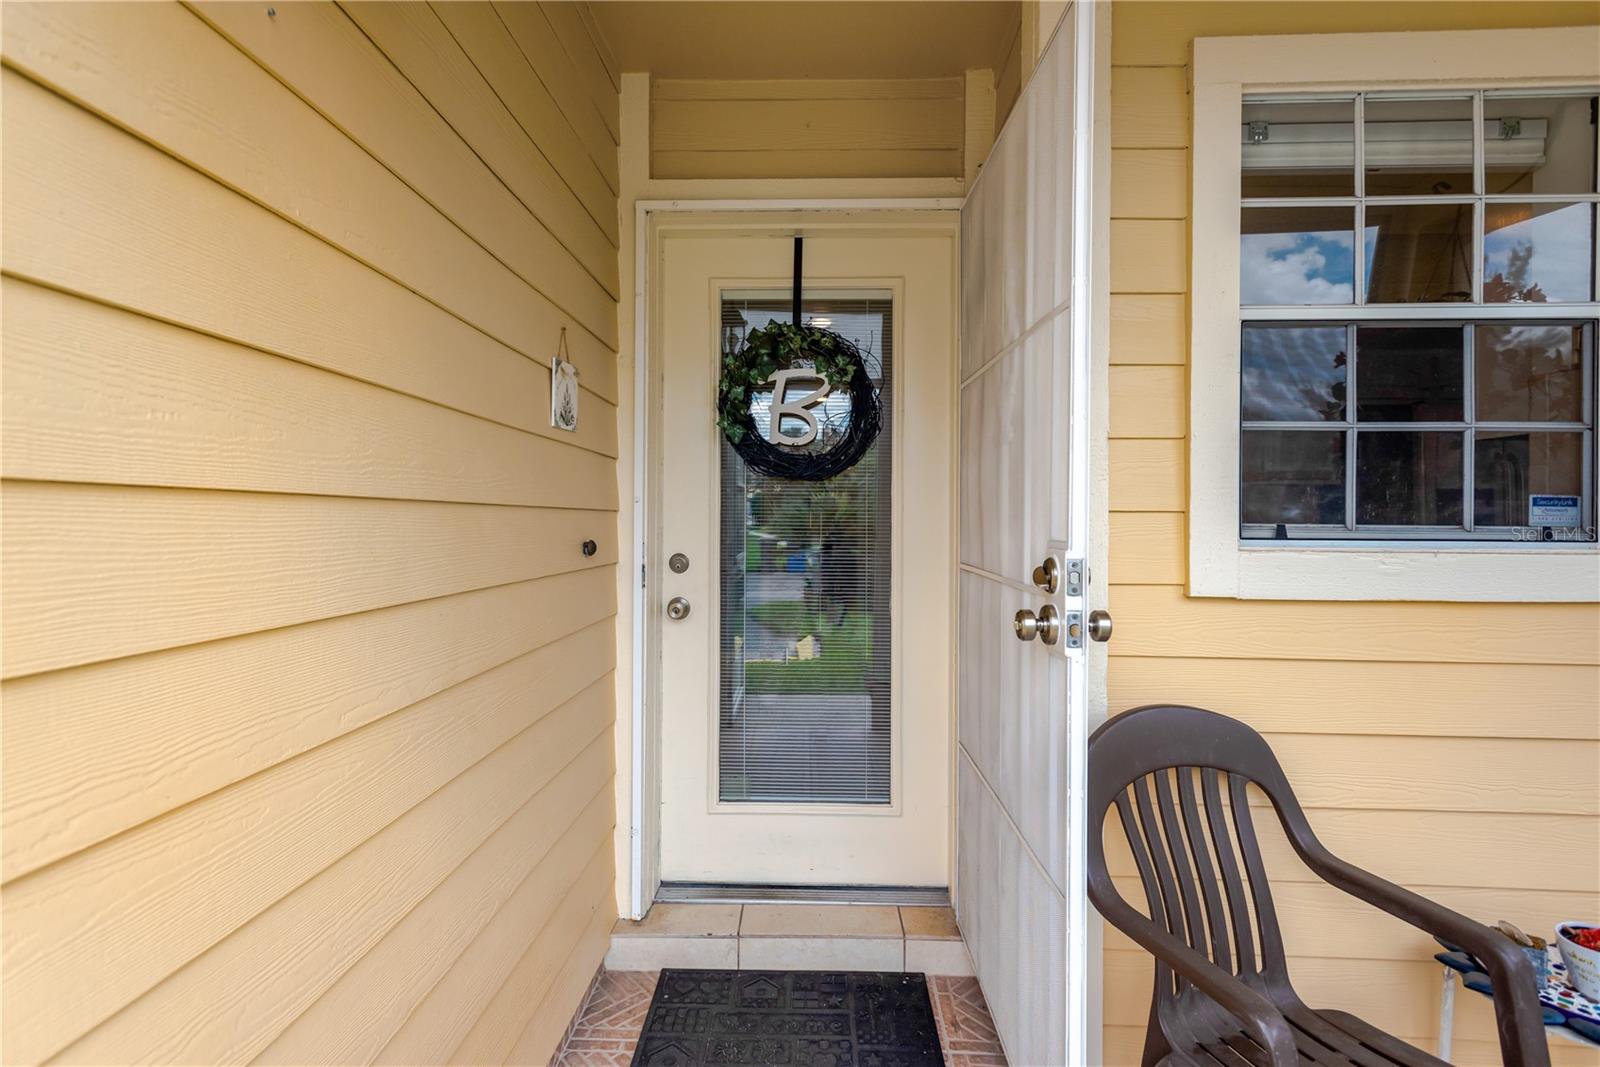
[1,482,616,678]
[51,697,615,1066]
[1109,586,1600,665]
[1,625,613,1064]
[0,568,615,881]
[537,1,620,143]
[423,0,619,248]
[0,72,615,413]
[189,1,618,349]
[1111,294,1188,365]
[254,777,615,1066]
[1,282,617,497]
[650,78,965,180]
[1108,657,1600,740]
[493,0,619,190]
[0,3,621,1061]
[4,1,617,324]
[1103,5,1600,1064]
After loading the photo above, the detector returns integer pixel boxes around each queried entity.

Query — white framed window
[1190,26,1600,601]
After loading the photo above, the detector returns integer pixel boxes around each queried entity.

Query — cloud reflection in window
[1241,229,1356,305]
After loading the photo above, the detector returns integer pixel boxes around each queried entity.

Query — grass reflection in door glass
[718,291,893,805]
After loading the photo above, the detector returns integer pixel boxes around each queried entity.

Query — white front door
[956,9,1095,1067]
[652,220,957,887]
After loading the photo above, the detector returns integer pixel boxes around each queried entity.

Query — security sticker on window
[1529,495,1580,527]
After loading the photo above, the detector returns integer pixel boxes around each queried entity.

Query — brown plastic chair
[1087,704,1550,1067]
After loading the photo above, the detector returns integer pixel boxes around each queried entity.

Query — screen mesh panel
[718,290,893,804]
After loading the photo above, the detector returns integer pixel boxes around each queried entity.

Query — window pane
[1484,94,1599,196]
[1475,431,1586,526]
[1355,326,1464,422]
[718,292,893,805]
[1484,201,1597,303]
[1364,97,1474,196]
[1241,326,1348,421]
[1242,430,1346,525]
[1356,432,1464,526]
[1364,202,1474,303]
[1475,324,1586,422]
[1242,98,1355,197]
[1241,206,1356,305]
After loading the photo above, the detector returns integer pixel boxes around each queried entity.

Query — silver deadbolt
[668,552,690,574]
[1086,609,1113,642]
[1013,603,1061,645]
[665,596,692,621]
[1031,557,1059,594]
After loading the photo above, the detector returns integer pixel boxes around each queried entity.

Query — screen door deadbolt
[668,552,690,574]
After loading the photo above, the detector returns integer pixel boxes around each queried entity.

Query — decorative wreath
[715,321,882,481]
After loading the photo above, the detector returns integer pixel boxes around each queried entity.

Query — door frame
[627,0,1110,1044]
[629,199,961,918]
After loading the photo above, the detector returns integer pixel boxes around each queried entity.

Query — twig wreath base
[715,321,882,481]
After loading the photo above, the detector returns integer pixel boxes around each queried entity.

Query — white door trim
[629,197,961,919]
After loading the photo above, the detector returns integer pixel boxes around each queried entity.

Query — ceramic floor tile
[612,902,742,938]
[738,935,904,971]
[901,905,962,940]
[906,937,975,976]
[605,935,738,971]
[739,903,902,938]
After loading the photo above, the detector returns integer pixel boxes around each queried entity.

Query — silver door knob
[666,596,692,620]
[1013,604,1061,645]
[1086,609,1113,642]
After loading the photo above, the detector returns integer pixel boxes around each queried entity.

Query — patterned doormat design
[631,969,945,1067]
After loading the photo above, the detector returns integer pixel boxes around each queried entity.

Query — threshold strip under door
[655,882,951,907]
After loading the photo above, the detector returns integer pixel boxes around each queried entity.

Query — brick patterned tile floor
[552,969,1008,1066]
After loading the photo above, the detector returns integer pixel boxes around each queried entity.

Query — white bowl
[1556,922,1600,1003]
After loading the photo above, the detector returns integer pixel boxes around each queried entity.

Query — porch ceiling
[589,1,1020,79]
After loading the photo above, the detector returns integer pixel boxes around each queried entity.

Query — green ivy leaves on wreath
[715,321,882,482]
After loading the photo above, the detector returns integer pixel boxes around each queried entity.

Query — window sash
[1240,319,1596,538]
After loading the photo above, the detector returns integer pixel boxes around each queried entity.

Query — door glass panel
[718,290,893,805]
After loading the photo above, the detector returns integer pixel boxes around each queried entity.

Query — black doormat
[631,969,945,1067]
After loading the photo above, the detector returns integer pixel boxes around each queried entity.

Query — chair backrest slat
[1178,768,1233,973]
[1202,768,1258,976]
[1132,777,1189,954]
[1153,769,1210,955]
[1228,771,1289,980]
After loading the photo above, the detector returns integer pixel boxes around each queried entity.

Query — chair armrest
[1089,881,1300,1067]
[1289,838,1552,1067]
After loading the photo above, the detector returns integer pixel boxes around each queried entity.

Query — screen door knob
[666,596,692,621]
[1086,609,1113,642]
[1013,604,1061,645]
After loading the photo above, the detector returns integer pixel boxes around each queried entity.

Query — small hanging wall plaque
[551,329,579,432]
